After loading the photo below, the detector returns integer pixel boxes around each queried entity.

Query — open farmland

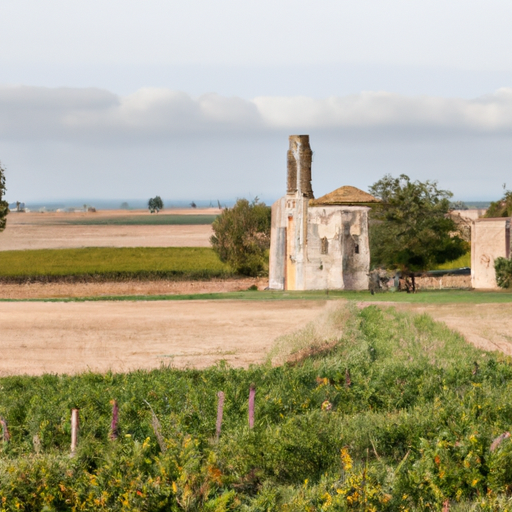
[0,299,327,375]
[3,304,512,509]
[0,209,215,251]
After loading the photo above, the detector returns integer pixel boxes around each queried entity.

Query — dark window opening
[321,237,328,255]
[354,244,359,254]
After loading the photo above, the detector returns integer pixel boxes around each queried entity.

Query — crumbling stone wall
[471,218,511,289]
[287,135,313,198]
[269,134,371,291]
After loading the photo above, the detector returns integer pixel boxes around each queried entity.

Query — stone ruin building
[269,135,378,291]
[471,217,511,289]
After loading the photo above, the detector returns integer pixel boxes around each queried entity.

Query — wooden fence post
[110,400,119,441]
[249,385,256,429]
[71,409,79,456]
[0,417,10,444]
[216,391,225,441]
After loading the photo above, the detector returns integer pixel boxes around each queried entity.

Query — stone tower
[287,135,313,198]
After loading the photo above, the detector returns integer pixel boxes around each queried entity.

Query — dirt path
[0,278,269,299]
[0,300,326,375]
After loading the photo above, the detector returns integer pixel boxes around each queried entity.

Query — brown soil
[1,209,216,251]
[0,278,269,300]
[0,299,327,376]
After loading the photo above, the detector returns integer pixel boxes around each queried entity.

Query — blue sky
[2,0,512,203]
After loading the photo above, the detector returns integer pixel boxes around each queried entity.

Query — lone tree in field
[148,196,163,213]
[369,174,467,290]
[0,162,8,233]
[210,198,271,276]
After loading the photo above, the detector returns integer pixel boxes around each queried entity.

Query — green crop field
[0,247,233,282]
[58,214,217,225]
[1,304,512,509]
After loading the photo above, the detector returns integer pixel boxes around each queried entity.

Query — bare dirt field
[0,278,269,300]
[0,299,327,376]
[1,209,215,251]
[1,294,511,376]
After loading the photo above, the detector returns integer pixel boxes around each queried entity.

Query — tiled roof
[309,186,379,206]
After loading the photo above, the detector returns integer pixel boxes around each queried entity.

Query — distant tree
[0,162,8,232]
[148,196,163,213]
[210,198,271,276]
[450,200,468,211]
[190,201,197,209]
[120,202,130,210]
[369,174,467,291]
[485,186,512,218]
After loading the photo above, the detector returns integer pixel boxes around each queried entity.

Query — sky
[2,0,512,204]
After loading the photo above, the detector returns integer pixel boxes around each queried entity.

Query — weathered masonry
[269,135,379,291]
[471,217,511,289]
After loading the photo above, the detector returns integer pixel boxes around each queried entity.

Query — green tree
[210,198,271,276]
[484,188,512,218]
[0,162,8,233]
[369,174,467,289]
[148,196,164,213]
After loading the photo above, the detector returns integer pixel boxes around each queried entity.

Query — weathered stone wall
[269,197,287,290]
[269,134,371,292]
[287,135,313,198]
[471,218,511,289]
[415,274,471,290]
[304,206,370,290]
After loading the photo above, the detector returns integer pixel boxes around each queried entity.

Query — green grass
[1,304,512,509]
[0,247,234,281]
[59,214,217,225]
[4,288,512,304]
[433,251,471,270]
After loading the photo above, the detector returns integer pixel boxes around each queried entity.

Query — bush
[495,256,512,288]
[210,198,271,276]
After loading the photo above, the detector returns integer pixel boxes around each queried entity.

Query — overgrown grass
[0,247,234,282]
[59,214,217,225]
[433,251,471,270]
[1,304,512,509]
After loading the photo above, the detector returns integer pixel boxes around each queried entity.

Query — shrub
[210,198,271,276]
[495,256,512,288]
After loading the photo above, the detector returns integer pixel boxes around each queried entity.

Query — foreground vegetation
[1,305,512,510]
[0,247,234,282]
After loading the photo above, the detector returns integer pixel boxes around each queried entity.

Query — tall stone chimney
[287,135,314,198]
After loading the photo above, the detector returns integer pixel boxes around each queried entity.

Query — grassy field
[434,252,471,270]
[59,214,217,226]
[1,304,512,509]
[4,288,512,304]
[0,247,233,282]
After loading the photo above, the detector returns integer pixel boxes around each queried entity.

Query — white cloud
[254,89,512,132]
[2,86,512,145]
